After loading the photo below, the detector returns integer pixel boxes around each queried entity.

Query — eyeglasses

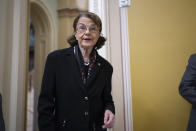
[76,24,99,34]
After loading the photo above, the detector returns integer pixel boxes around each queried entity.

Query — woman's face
[75,17,100,49]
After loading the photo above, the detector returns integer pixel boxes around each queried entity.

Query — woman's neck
[79,46,93,63]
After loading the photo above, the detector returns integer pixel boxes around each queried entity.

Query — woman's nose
[85,28,90,34]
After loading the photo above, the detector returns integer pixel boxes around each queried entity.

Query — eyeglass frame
[76,23,100,34]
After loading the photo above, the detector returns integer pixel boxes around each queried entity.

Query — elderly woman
[38,12,115,131]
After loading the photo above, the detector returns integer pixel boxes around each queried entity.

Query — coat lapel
[66,47,88,95]
[73,56,88,95]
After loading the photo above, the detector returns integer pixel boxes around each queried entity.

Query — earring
[100,33,103,37]
[75,34,78,40]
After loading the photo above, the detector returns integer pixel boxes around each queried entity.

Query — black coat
[179,54,196,131]
[0,94,5,131]
[38,47,115,131]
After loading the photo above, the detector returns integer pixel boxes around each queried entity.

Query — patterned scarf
[74,45,97,85]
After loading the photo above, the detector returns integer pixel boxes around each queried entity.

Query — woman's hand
[102,109,115,129]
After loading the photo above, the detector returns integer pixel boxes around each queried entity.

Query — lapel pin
[98,63,101,66]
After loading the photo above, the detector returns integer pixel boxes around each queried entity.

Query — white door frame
[120,7,133,131]
[30,0,57,130]
[89,0,133,131]
[4,0,29,130]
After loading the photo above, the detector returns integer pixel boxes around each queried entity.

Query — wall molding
[31,0,57,52]
[9,0,28,130]
[88,0,109,60]
[89,0,133,131]
[120,7,133,131]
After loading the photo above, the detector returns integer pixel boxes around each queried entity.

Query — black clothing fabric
[38,47,115,131]
[179,54,196,131]
[0,94,5,131]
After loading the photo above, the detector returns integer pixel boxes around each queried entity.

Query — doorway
[26,0,57,130]
[26,19,35,131]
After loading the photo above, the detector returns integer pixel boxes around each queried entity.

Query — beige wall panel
[128,0,196,131]
[58,0,77,10]
[58,0,88,11]
[58,0,88,49]
[0,0,13,130]
[58,9,80,49]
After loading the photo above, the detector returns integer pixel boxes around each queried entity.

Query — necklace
[84,61,90,66]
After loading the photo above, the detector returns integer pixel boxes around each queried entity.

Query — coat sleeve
[103,64,115,114]
[179,54,196,106]
[0,94,5,131]
[38,53,56,131]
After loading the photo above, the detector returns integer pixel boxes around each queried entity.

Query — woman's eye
[90,27,96,31]
[79,26,86,30]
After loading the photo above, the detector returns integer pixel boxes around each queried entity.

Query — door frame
[89,0,133,131]
[29,0,57,130]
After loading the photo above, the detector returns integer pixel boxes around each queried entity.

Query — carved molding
[58,8,87,17]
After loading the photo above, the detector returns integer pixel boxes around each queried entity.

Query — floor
[26,88,34,131]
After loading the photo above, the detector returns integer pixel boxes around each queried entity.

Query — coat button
[98,63,101,66]
[84,112,88,116]
[84,96,88,101]
[62,120,66,127]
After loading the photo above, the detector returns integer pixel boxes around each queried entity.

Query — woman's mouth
[83,38,91,41]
